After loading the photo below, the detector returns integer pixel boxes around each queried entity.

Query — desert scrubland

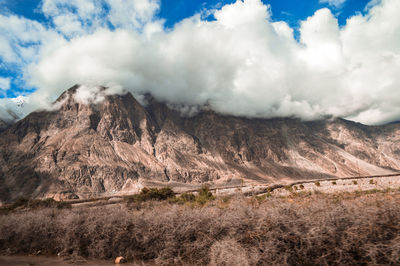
[1,187,400,265]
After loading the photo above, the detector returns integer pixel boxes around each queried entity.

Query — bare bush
[210,238,249,266]
[0,198,71,215]
[1,191,400,265]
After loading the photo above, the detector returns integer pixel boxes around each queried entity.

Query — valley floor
[60,173,400,208]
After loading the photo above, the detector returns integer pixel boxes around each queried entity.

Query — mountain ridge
[1,85,400,202]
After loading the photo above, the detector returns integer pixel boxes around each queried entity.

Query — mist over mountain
[1,85,400,202]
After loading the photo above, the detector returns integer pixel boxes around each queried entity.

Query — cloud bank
[1,0,400,125]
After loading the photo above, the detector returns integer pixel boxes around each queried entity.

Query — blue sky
[159,0,370,28]
[1,0,400,125]
[2,0,370,28]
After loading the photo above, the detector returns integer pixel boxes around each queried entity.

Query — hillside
[1,85,400,202]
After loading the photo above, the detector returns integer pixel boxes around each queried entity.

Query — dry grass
[0,197,71,215]
[1,190,400,265]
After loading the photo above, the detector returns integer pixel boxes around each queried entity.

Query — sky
[0,0,399,125]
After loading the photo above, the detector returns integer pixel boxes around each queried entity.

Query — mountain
[1,85,400,202]
[0,119,8,132]
[11,95,28,108]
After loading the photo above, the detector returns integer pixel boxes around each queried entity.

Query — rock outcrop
[1,85,400,201]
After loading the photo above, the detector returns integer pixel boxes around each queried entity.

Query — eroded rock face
[1,85,400,201]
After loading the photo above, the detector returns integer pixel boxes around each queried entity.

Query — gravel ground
[55,175,400,208]
[272,176,400,196]
[211,175,400,197]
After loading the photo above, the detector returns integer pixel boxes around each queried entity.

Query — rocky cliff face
[1,85,400,201]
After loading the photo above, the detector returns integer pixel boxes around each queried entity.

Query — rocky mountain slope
[0,119,8,132]
[1,85,400,201]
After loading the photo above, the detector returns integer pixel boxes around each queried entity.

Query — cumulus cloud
[0,14,62,65]
[106,0,160,30]
[1,0,400,125]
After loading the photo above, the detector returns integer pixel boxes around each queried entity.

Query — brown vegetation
[122,186,215,207]
[0,197,71,215]
[123,187,175,202]
[1,190,400,265]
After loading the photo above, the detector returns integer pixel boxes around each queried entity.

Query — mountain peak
[55,84,109,105]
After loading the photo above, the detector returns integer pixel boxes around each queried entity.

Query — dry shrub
[209,238,249,266]
[124,187,175,203]
[125,186,215,208]
[1,192,400,265]
[0,197,70,214]
[194,186,215,205]
[179,192,196,202]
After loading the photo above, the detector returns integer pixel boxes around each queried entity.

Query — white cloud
[0,77,10,90]
[365,0,382,11]
[0,14,61,64]
[40,0,104,37]
[74,84,106,104]
[106,0,160,30]
[320,0,347,8]
[0,77,10,96]
[1,0,400,125]
[0,13,66,111]
[39,0,161,37]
